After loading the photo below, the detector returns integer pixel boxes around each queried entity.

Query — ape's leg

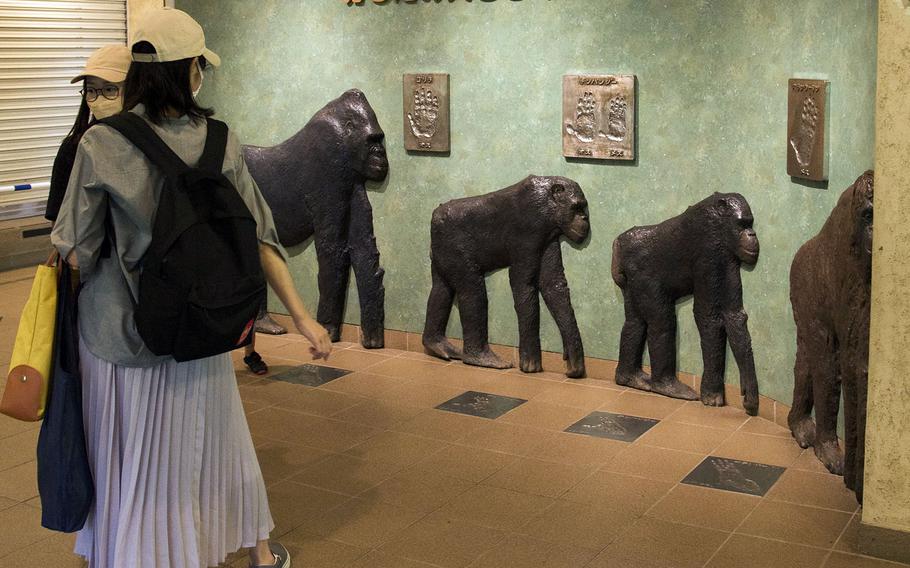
[349,185,385,348]
[313,207,352,342]
[695,308,727,408]
[510,259,543,374]
[643,292,698,400]
[810,333,844,475]
[457,271,512,369]
[788,330,816,449]
[615,294,650,391]
[422,260,462,360]
[724,309,760,416]
[539,240,585,378]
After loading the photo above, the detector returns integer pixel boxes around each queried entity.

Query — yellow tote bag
[1,252,59,421]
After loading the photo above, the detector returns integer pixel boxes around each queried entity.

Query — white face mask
[87,96,122,120]
[192,61,204,99]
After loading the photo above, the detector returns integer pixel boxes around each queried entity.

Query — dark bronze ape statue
[789,171,873,503]
[423,175,589,378]
[242,89,389,348]
[611,193,760,415]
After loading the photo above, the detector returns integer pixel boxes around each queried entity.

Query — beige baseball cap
[130,7,221,67]
[70,45,132,84]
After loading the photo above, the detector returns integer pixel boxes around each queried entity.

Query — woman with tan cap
[51,8,330,568]
[44,45,132,222]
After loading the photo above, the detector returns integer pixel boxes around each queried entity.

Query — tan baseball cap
[130,7,221,67]
[70,45,132,84]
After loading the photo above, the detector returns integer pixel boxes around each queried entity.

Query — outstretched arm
[539,240,585,377]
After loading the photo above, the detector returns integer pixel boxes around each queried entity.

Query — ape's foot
[422,335,463,361]
[323,324,342,343]
[255,313,288,335]
[565,352,586,379]
[790,417,816,449]
[814,440,844,476]
[361,327,384,349]
[463,348,513,370]
[519,354,543,374]
[615,369,652,392]
[742,393,759,417]
[650,377,699,401]
[701,388,726,408]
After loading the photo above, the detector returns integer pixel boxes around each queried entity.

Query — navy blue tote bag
[36,263,94,532]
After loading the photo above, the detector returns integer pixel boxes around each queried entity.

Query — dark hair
[66,82,93,141]
[122,41,213,125]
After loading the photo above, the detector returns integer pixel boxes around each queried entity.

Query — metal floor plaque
[270,364,351,387]
[563,74,635,161]
[403,73,450,153]
[787,78,829,181]
[565,411,658,442]
[436,390,527,419]
[682,456,786,497]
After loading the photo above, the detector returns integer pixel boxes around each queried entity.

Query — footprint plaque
[787,78,829,181]
[562,74,635,161]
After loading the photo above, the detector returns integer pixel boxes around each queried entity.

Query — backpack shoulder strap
[198,118,229,174]
[99,113,188,179]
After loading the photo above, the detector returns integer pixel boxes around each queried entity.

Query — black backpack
[101,113,266,362]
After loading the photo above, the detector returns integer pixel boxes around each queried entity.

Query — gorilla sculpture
[423,175,589,377]
[242,89,389,348]
[611,193,760,415]
[788,171,874,503]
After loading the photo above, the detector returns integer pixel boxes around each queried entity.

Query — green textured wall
[180,0,877,405]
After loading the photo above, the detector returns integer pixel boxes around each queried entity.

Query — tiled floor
[0,267,906,568]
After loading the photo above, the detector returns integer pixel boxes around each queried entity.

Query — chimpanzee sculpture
[611,193,760,415]
[242,89,389,348]
[789,171,874,503]
[422,175,589,378]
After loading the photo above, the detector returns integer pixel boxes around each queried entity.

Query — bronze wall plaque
[787,78,829,181]
[403,73,450,153]
[562,74,635,161]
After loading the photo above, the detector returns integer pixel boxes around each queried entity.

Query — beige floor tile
[635,420,731,455]
[272,344,392,371]
[390,409,488,443]
[253,440,331,486]
[345,431,448,468]
[476,373,561,400]
[519,499,637,550]
[562,470,674,516]
[737,500,852,548]
[253,532,368,568]
[265,480,350,537]
[430,485,555,532]
[792,448,840,474]
[292,453,405,496]
[665,400,751,430]
[527,431,627,467]
[646,483,761,531]
[0,496,17,512]
[0,428,39,472]
[825,552,910,568]
[0,531,85,568]
[379,514,506,568]
[600,390,687,420]
[350,550,440,568]
[498,400,590,431]
[834,514,861,554]
[741,416,794,438]
[714,431,804,468]
[600,444,704,483]
[563,376,625,390]
[0,503,55,558]
[319,372,413,398]
[588,517,729,568]
[360,468,475,514]
[531,382,623,410]
[0,413,38,441]
[705,534,829,568]
[246,409,380,452]
[331,398,426,430]
[374,382,467,409]
[467,533,598,568]
[582,358,620,381]
[240,379,364,417]
[417,364,509,391]
[0,460,38,502]
[481,457,595,498]
[367,357,452,382]
[766,469,859,513]
[503,368,571,383]
[457,421,557,456]
[299,497,426,549]
[406,445,518,483]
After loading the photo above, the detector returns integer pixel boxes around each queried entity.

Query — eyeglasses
[80,85,120,102]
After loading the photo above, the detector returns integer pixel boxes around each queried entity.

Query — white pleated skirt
[74,337,274,568]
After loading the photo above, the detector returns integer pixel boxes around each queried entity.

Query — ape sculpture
[423,175,589,377]
[611,193,760,415]
[242,89,389,348]
[788,171,873,503]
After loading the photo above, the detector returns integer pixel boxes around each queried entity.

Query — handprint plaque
[787,78,829,181]
[562,74,635,160]
[403,73,450,153]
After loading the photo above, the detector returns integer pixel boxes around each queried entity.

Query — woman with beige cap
[44,44,132,222]
[51,8,330,568]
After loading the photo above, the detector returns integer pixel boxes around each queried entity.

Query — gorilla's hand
[408,87,439,139]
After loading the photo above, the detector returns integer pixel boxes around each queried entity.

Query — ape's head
[711,193,759,265]
[322,89,389,182]
[849,170,874,265]
[535,176,589,244]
